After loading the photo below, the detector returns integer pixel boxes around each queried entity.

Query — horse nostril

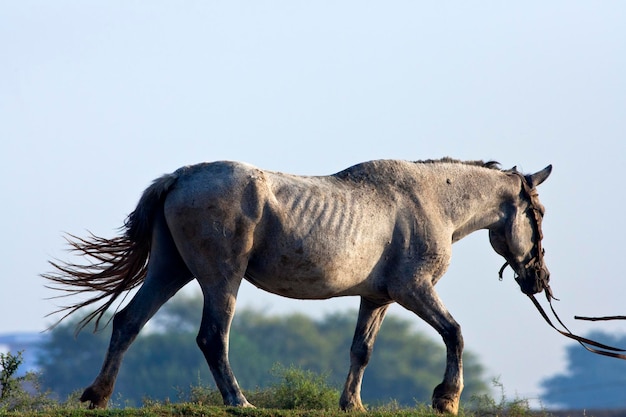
[536,267,548,282]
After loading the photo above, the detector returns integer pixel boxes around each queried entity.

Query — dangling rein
[499,263,626,360]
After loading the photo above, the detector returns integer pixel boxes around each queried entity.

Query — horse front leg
[390,281,464,415]
[340,298,389,411]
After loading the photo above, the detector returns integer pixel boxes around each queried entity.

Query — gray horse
[45,158,552,414]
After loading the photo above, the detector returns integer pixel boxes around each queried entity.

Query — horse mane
[334,158,503,186]
[414,157,501,170]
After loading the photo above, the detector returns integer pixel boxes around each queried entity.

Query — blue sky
[1,1,625,407]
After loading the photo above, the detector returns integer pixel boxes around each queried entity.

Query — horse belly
[245,242,382,299]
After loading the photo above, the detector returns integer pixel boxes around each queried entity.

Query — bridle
[497,171,550,296]
[499,172,626,360]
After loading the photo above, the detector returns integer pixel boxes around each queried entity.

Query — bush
[185,382,224,406]
[0,351,21,402]
[0,351,54,412]
[261,365,340,410]
[185,365,340,410]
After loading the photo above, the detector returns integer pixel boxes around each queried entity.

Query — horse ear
[528,165,552,188]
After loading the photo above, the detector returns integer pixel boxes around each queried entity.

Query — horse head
[489,165,552,296]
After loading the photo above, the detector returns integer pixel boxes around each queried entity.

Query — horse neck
[433,167,516,242]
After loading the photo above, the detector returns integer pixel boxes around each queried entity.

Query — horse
[44,158,552,414]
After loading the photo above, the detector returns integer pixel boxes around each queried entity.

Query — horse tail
[44,172,180,332]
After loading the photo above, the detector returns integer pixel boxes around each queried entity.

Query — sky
[1,1,626,408]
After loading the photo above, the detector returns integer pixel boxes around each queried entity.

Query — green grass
[2,352,547,417]
[0,403,444,417]
[0,402,551,417]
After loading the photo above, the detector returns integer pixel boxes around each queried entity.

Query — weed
[466,377,547,417]
[185,383,225,406]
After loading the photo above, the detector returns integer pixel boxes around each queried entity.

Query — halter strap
[504,172,626,360]
[528,293,626,360]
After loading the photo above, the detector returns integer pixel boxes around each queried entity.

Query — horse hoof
[432,384,460,415]
[225,395,255,408]
[340,393,366,412]
[80,385,110,409]
[432,396,459,415]
[340,402,366,412]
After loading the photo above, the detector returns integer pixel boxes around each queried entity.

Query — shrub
[184,364,340,410]
[0,351,21,402]
[0,351,54,412]
[185,383,224,406]
[261,364,340,410]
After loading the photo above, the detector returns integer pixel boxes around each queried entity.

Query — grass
[2,352,548,417]
[0,402,551,417]
[0,389,548,417]
[0,404,411,417]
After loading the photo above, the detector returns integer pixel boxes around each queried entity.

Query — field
[4,404,626,417]
[0,403,537,417]
[0,404,433,417]
[3,351,624,417]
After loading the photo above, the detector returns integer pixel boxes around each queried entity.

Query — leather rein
[499,172,626,360]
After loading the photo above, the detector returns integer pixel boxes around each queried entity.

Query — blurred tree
[39,294,489,406]
[541,331,626,409]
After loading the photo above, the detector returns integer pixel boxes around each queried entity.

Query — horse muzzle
[516,264,550,295]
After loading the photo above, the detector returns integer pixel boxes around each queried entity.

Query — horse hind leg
[80,215,193,409]
[194,274,252,407]
[340,298,389,411]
